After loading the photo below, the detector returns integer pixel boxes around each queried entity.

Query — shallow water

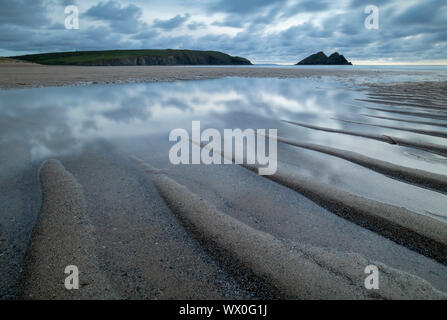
[1,75,447,297]
[0,77,446,215]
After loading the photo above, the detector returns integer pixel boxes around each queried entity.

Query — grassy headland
[11,49,252,66]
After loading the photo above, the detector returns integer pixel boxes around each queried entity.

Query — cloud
[152,14,190,31]
[85,0,143,33]
[103,96,152,123]
[0,0,50,27]
[208,0,286,14]
[349,0,390,9]
[393,0,447,25]
[283,0,332,15]
[0,0,446,63]
[187,21,206,31]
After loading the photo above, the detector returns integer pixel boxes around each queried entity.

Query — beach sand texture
[0,60,442,89]
[132,158,446,299]
[19,160,117,299]
[0,64,446,299]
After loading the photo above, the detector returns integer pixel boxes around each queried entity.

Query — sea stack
[296,51,352,65]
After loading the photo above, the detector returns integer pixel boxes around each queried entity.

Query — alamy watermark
[364,5,379,29]
[64,265,79,290]
[65,5,79,30]
[168,121,277,175]
[364,264,379,290]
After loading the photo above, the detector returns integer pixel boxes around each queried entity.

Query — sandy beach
[1,0,447,311]
[0,62,447,300]
[0,60,442,89]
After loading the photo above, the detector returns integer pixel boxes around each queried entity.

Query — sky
[0,0,446,64]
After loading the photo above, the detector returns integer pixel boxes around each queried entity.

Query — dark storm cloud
[85,0,143,33]
[0,0,446,63]
[85,1,141,21]
[208,0,287,14]
[211,0,331,26]
[283,0,331,15]
[0,0,50,27]
[349,0,390,9]
[152,14,190,30]
[394,0,447,25]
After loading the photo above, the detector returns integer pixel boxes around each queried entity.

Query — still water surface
[0,76,446,218]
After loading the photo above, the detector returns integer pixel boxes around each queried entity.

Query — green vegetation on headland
[296,51,352,65]
[11,49,252,66]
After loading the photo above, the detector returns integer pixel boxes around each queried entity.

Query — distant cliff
[12,49,252,66]
[296,52,352,65]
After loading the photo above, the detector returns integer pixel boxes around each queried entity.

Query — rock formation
[296,51,352,65]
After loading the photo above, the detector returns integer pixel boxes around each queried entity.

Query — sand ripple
[20,159,117,299]
[133,158,446,299]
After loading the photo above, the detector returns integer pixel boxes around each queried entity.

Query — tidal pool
[0,77,446,216]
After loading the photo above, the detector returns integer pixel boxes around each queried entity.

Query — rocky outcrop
[326,52,352,65]
[296,51,352,65]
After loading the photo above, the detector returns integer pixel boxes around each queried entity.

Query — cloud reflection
[0,77,379,160]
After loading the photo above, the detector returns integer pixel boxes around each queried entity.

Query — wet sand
[334,118,447,139]
[266,134,447,195]
[56,145,254,299]
[195,139,447,264]
[134,159,445,299]
[20,160,117,299]
[282,120,447,158]
[1,65,447,299]
[0,62,438,89]
[361,114,447,129]
[13,144,447,299]
[366,107,447,121]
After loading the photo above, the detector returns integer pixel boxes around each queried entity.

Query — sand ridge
[282,120,447,158]
[192,139,447,265]
[19,159,118,299]
[132,157,447,299]
[269,133,447,194]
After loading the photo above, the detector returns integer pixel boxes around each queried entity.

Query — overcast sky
[0,0,446,64]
